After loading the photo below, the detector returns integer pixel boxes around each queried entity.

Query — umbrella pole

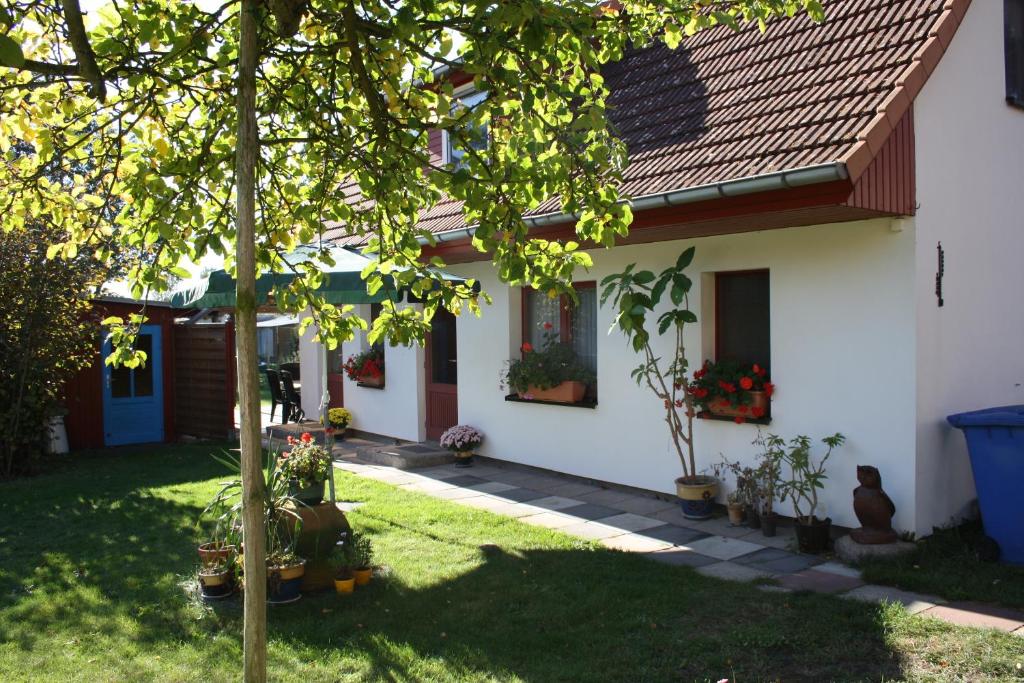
[321,338,336,503]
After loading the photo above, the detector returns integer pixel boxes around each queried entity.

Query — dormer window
[443,89,488,168]
[1007,0,1024,108]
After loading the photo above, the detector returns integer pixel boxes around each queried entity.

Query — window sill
[698,411,771,426]
[356,381,386,390]
[504,394,597,409]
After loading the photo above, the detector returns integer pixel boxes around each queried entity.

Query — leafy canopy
[0,0,824,354]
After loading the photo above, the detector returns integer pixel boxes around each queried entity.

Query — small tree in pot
[769,432,846,553]
[602,247,719,519]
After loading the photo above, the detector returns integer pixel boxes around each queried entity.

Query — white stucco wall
[450,219,918,531]
[910,0,1024,532]
[299,304,426,443]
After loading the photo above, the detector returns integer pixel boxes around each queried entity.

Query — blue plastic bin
[947,405,1024,565]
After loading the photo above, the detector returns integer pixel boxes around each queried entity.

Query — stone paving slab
[430,487,488,501]
[600,533,674,553]
[560,503,623,522]
[560,520,629,541]
[519,511,580,529]
[467,481,519,494]
[636,524,711,546]
[544,481,605,498]
[842,585,944,615]
[814,560,863,579]
[734,529,796,551]
[530,496,586,512]
[733,547,822,574]
[444,474,488,487]
[610,495,677,517]
[697,561,776,582]
[921,602,1024,632]
[598,512,664,533]
[777,569,864,594]
[685,536,763,561]
[694,516,762,540]
[645,547,719,568]
[575,489,641,508]
[399,479,458,493]
[491,488,549,503]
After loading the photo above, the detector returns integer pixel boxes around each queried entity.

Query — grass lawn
[860,520,1024,610]
[1,445,1022,682]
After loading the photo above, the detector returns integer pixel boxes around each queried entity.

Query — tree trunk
[235,2,266,682]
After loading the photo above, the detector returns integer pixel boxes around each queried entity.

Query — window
[522,283,598,397]
[327,303,383,374]
[1008,0,1024,108]
[715,270,770,370]
[444,89,488,168]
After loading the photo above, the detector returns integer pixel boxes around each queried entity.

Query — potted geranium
[770,432,846,553]
[502,332,594,404]
[440,424,484,468]
[344,347,385,387]
[326,407,353,439]
[691,360,774,423]
[329,538,357,594]
[278,433,331,505]
[602,247,720,519]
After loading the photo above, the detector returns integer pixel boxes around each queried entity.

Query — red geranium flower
[738,404,749,414]
[753,364,766,377]
[542,322,553,330]
[301,432,314,443]
[751,406,766,418]
[717,380,736,393]
[521,342,533,353]
[764,382,774,397]
[693,368,706,380]
[739,376,754,390]
[734,416,746,424]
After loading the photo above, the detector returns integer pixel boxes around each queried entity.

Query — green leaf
[0,35,25,68]
[675,247,695,271]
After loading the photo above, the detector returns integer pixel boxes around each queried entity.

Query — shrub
[439,425,484,452]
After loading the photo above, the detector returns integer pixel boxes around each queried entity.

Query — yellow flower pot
[352,567,372,586]
[334,577,355,594]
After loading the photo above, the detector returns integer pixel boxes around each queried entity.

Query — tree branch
[61,0,107,101]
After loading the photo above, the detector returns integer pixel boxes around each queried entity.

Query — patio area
[333,451,1024,634]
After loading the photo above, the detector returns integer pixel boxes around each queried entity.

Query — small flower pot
[675,475,719,520]
[329,427,348,440]
[334,576,355,594]
[267,559,306,605]
[198,542,236,565]
[761,512,778,537]
[795,517,832,554]
[519,381,586,404]
[744,505,762,529]
[289,479,325,506]
[198,568,234,600]
[726,502,745,526]
[454,451,475,468]
[352,567,372,586]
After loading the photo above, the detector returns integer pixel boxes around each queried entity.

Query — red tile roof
[326,0,969,244]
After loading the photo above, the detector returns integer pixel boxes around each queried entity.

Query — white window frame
[442,85,488,166]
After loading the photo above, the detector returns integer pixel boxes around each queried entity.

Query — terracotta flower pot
[198,542,236,565]
[727,502,745,525]
[519,381,586,404]
[358,374,384,387]
[708,391,768,419]
[334,576,355,594]
[675,475,719,520]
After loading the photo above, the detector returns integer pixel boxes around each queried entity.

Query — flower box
[357,374,384,387]
[708,390,769,419]
[519,380,586,404]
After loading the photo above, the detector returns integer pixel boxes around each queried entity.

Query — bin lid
[947,405,1024,429]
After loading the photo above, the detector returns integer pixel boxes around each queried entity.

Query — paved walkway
[332,454,1024,636]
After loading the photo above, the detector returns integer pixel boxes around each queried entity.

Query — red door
[425,308,458,440]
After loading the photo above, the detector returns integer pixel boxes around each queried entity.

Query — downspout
[420,161,848,244]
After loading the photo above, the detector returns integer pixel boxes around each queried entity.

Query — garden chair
[281,370,304,422]
[265,369,286,423]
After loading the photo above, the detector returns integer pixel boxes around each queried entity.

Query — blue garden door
[102,325,165,446]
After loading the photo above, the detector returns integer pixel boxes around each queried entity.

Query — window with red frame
[715,270,770,371]
[522,283,597,396]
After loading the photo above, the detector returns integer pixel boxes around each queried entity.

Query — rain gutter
[422,161,848,245]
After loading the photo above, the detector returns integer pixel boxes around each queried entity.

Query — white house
[300,0,1024,537]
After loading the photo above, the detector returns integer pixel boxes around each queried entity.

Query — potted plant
[329,540,356,594]
[502,332,595,404]
[691,360,774,424]
[278,432,332,505]
[753,432,784,537]
[726,491,745,525]
[326,407,353,439]
[602,247,720,519]
[198,555,236,601]
[266,551,306,604]
[440,424,484,467]
[344,347,385,387]
[771,432,846,554]
[350,532,374,586]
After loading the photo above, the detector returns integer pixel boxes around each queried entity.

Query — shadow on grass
[0,445,911,681]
